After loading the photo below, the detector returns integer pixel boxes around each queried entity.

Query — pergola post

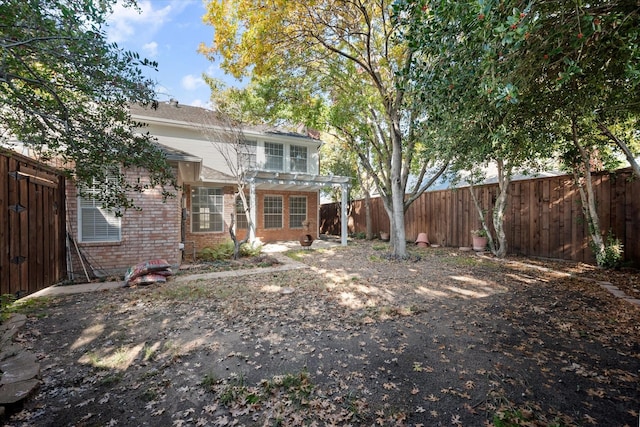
[341,183,348,246]
[249,180,256,243]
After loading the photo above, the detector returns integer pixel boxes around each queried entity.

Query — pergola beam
[244,170,350,246]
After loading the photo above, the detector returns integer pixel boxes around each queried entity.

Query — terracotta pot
[472,236,487,251]
[415,232,429,247]
[379,232,390,241]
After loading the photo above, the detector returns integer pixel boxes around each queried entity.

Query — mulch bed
[176,255,282,275]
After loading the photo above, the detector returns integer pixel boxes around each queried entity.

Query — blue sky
[106,0,244,108]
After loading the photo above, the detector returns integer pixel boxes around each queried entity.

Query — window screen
[290,145,308,173]
[78,178,121,243]
[263,195,283,229]
[264,142,284,171]
[191,187,224,232]
[238,140,257,170]
[235,196,250,229]
[289,196,307,229]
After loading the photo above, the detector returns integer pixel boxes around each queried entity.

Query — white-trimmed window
[263,195,283,229]
[235,197,249,229]
[238,140,257,170]
[289,196,307,229]
[191,187,223,232]
[264,142,284,171]
[290,145,308,173]
[78,179,121,243]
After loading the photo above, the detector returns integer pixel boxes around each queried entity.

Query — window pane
[238,140,257,169]
[263,196,282,229]
[289,196,307,229]
[191,187,224,232]
[235,197,249,229]
[290,145,308,173]
[265,142,283,171]
[78,177,121,243]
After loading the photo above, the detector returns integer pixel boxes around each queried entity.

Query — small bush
[595,232,624,269]
[240,242,262,257]
[199,241,263,261]
[198,241,235,261]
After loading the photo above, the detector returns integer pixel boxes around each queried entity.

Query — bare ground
[4,240,640,426]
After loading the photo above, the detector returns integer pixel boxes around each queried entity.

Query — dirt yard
[4,240,640,426]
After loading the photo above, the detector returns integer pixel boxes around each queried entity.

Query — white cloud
[142,41,158,57]
[106,0,193,44]
[181,74,206,91]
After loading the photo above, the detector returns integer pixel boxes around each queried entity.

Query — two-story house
[65,100,349,277]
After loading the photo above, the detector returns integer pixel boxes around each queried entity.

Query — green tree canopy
[398,0,639,263]
[0,0,176,209]
[201,0,450,256]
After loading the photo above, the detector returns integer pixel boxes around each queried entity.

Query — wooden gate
[1,150,67,297]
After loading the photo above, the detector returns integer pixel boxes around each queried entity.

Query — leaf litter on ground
[4,240,640,426]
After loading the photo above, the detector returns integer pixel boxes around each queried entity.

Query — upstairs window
[263,195,283,229]
[290,145,308,173]
[264,142,284,171]
[78,178,121,243]
[238,140,257,170]
[191,187,223,232]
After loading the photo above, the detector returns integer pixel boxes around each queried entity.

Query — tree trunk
[228,213,241,260]
[597,122,640,179]
[467,160,511,258]
[230,192,251,260]
[468,183,493,250]
[492,159,512,258]
[364,189,373,240]
[389,135,407,257]
[572,118,605,262]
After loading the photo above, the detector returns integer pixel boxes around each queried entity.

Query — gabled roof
[129,100,319,142]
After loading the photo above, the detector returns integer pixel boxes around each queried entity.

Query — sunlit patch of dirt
[6,239,640,426]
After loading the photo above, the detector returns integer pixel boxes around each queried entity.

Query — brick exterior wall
[66,168,182,278]
[253,188,319,243]
[183,184,319,258]
[66,175,320,274]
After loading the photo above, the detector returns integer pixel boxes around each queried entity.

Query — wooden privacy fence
[320,168,640,265]
[1,150,67,296]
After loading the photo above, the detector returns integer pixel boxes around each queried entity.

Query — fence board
[541,179,550,257]
[561,178,573,260]
[320,168,640,265]
[550,179,560,259]
[0,156,7,293]
[511,182,520,253]
[626,178,639,263]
